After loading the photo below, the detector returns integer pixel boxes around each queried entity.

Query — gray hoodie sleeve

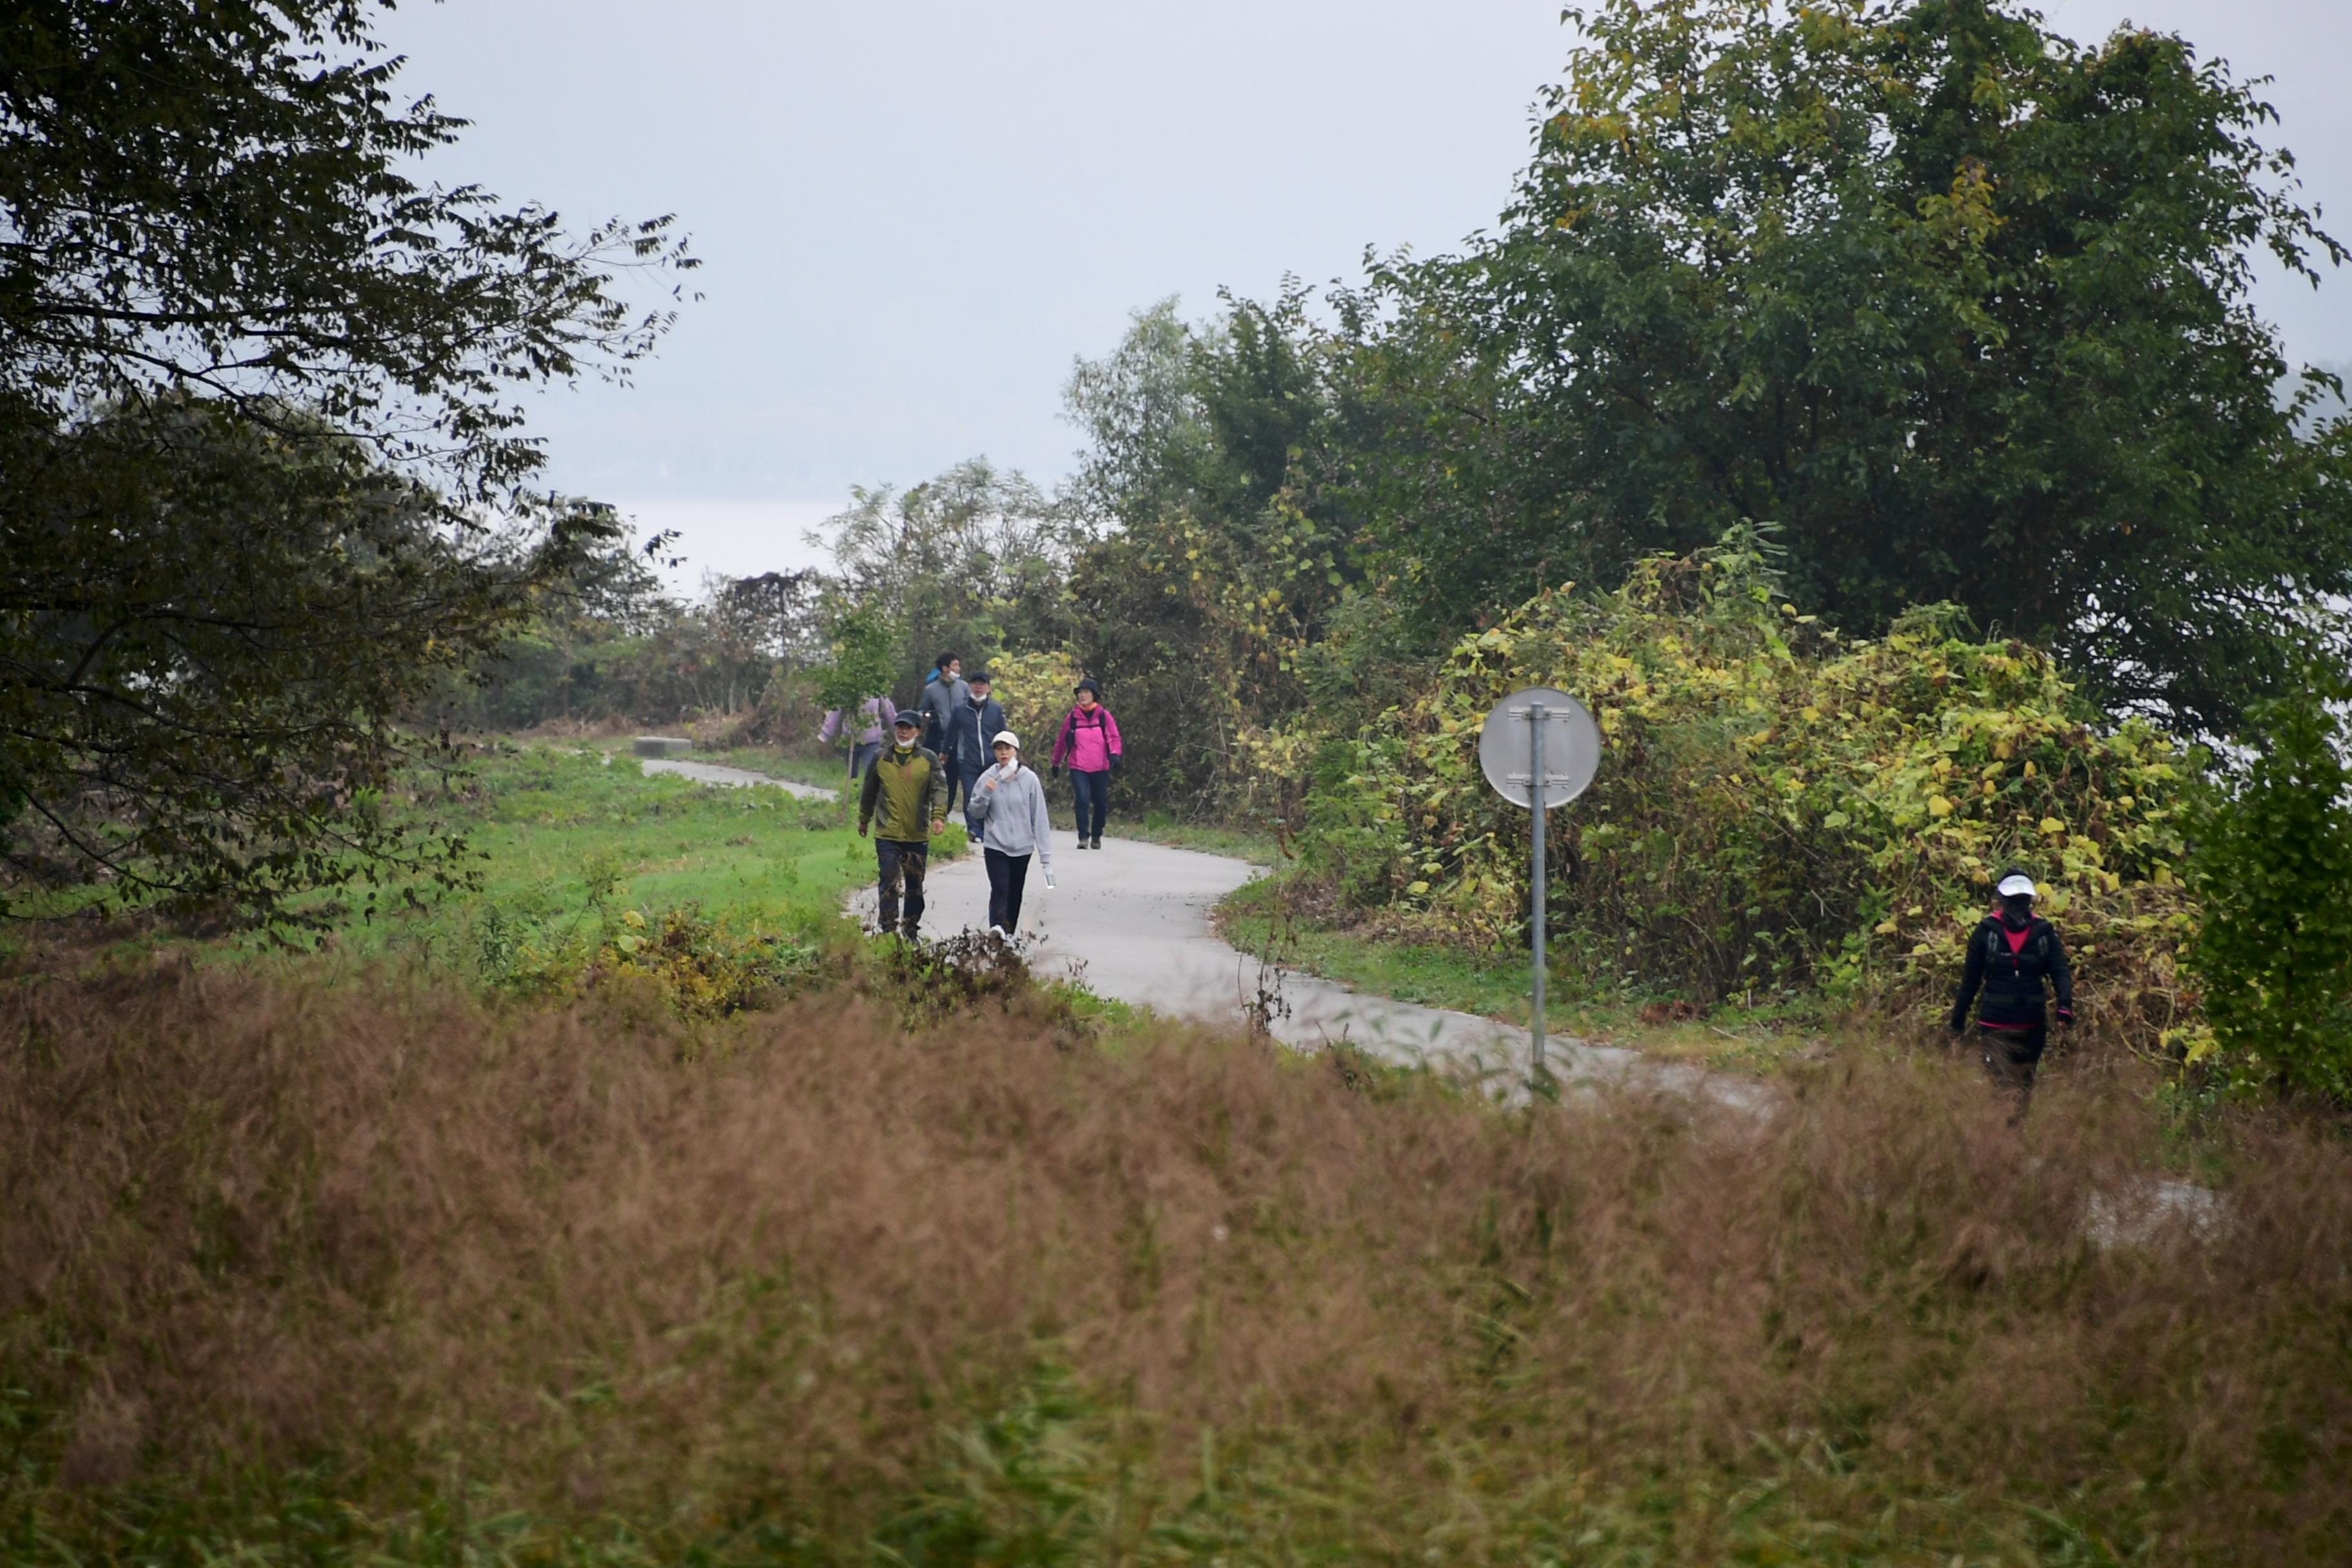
[966,763,997,827]
[1028,768,1054,874]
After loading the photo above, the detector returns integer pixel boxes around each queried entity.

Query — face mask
[894,735,916,751]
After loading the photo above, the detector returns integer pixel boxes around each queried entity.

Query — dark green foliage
[449,573,823,735]
[0,0,694,921]
[1354,0,2352,735]
[0,399,602,923]
[2186,670,2352,1100]
[1061,295,1377,812]
[0,0,692,492]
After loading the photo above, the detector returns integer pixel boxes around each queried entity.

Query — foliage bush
[2183,671,2352,1100]
[985,647,1083,760]
[1312,531,2201,1038]
[467,882,820,1018]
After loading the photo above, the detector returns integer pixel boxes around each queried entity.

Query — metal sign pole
[1529,702,1547,1077]
[1476,685,1596,1095]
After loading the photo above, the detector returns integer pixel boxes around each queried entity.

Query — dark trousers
[849,740,882,779]
[875,839,928,935]
[1070,768,1109,839]
[941,756,967,812]
[985,847,1032,932]
[1979,1024,2048,1106]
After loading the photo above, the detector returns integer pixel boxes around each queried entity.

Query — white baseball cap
[1995,873,2037,898]
[991,729,1021,749]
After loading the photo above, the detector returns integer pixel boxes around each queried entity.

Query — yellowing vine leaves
[1309,531,2200,1043]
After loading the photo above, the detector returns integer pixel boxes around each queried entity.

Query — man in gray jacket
[918,650,971,815]
[965,729,1054,936]
[946,671,1008,835]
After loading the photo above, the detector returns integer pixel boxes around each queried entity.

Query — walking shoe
[989,924,1007,940]
[1089,835,1102,850]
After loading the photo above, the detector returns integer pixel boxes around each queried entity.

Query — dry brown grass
[4,961,2349,1561]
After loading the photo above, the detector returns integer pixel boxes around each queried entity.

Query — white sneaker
[989,924,1007,940]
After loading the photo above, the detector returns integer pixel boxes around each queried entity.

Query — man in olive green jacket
[858,710,946,937]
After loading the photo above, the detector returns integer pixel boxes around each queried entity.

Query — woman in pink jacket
[1048,677,1122,849]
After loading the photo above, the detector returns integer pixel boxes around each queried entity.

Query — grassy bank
[21,744,955,1008]
[4,965,2347,1563]
[326,745,919,979]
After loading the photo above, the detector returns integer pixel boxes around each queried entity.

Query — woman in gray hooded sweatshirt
[966,729,1055,936]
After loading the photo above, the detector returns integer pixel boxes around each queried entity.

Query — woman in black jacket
[1950,869,2074,1112]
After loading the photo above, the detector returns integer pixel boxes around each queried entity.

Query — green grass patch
[115,743,968,1007]
[660,743,853,793]
[1115,808,1284,865]
[1219,872,1838,1072]
[348,745,887,954]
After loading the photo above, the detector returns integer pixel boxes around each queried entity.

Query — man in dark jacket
[946,671,1008,835]
[857,710,945,938]
[1950,869,2074,1112]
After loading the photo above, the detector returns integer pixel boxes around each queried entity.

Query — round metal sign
[1478,687,1601,810]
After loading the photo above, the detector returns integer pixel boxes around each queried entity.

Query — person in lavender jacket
[966,730,1054,936]
[1048,677,1122,849]
[818,694,897,780]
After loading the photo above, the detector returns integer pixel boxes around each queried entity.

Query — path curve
[612,753,1740,1100]
[638,757,838,800]
[847,830,1736,1100]
[611,759,2221,1236]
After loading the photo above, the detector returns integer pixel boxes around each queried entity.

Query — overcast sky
[375,0,2352,589]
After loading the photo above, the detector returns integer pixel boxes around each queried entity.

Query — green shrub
[2185,671,2352,1100]
[1313,529,2200,1037]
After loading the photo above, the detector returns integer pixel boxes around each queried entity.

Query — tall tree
[1362,0,2351,734]
[1062,294,1377,808]
[0,0,694,922]
[824,456,1073,697]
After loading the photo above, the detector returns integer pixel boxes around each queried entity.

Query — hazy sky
[375,1,2352,587]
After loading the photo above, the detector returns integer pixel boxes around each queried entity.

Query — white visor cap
[991,730,1021,750]
[1996,874,2037,899]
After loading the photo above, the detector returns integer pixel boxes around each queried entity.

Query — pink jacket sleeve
[1049,708,1073,769]
[1102,708,1122,757]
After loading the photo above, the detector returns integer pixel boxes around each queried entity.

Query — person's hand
[1110,755,1122,775]
[1050,763,1063,779]
[858,823,869,838]
[983,774,998,791]
[2057,1008,2075,1027]
[932,818,948,836]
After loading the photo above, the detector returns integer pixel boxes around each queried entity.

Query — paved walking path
[612,754,1748,1101]
[847,828,1744,1102]
[638,757,839,800]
